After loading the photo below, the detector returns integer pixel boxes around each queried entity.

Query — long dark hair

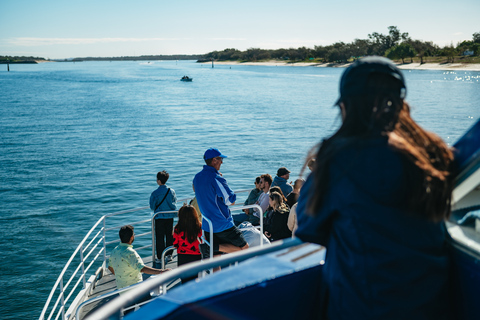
[306,73,453,222]
[174,205,202,243]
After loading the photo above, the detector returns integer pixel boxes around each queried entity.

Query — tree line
[202,27,480,64]
[0,56,45,63]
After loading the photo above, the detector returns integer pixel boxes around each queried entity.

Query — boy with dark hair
[150,170,177,262]
[108,225,169,313]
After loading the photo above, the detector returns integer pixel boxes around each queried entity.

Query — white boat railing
[73,202,264,319]
[38,206,154,320]
[39,190,253,320]
[85,237,304,320]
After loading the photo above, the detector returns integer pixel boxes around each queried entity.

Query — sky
[1,0,479,59]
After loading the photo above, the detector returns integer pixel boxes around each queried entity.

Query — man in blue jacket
[272,167,293,197]
[193,148,249,257]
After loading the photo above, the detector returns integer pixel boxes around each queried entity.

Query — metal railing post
[102,217,107,263]
[59,277,66,320]
[80,244,87,289]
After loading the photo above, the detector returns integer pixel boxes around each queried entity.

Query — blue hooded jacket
[193,165,237,233]
[272,175,293,197]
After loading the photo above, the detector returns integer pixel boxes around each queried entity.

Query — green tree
[244,48,270,61]
[313,45,329,62]
[440,44,457,63]
[297,47,313,61]
[326,42,350,62]
[368,26,409,56]
[473,32,480,44]
[349,39,370,58]
[407,40,437,64]
[386,43,417,64]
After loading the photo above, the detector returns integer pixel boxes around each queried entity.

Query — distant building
[463,50,474,56]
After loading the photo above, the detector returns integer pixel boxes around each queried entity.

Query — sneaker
[164,255,172,264]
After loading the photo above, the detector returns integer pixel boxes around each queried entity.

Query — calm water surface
[0,61,479,319]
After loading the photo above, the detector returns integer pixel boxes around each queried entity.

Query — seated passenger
[286,178,304,208]
[271,167,293,197]
[233,176,262,226]
[287,202,298,236]
[173,205,202,283]
[235,174,272,226]
[243,176,262,214]
[252,174,273,223]
[269,186,288,206]
[264,192,292,241]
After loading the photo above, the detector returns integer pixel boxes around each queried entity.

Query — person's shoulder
[110,245,121,254]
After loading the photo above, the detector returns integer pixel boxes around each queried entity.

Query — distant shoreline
[204,60,480,71]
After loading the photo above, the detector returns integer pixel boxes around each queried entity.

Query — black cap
[277,167,291,176]
[336,56,406,105]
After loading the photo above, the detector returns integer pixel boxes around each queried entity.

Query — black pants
[178,253,202,283]
[155,218,173,260]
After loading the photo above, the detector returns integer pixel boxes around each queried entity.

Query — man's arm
[149,193,156,211]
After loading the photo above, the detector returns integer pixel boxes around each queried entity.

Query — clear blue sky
[1,0,479,59]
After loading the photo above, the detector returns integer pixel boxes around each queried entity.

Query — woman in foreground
[295,56,453,320]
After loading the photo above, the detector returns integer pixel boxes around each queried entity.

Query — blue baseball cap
[203,148,228,160]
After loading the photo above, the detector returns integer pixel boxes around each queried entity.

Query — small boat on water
[180,76,192,82]
[39,118,480,320]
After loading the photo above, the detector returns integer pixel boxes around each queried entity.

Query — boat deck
[78,254,180,319]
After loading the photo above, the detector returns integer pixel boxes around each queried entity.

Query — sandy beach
[207,60,480,71]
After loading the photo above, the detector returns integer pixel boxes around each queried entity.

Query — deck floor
[78,254,180,319]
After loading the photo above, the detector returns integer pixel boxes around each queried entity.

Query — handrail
[232,204,264,245]
[85,238,303,320]
[39,206,152,320]
[151,210,178,262]
[149,189,252,262]
[75,273,163,320]
[200,214,214,260]
[40,190,254,320]
[39,215,106,320]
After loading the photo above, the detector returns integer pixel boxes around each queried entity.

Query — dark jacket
[271,176,293,197]
[264,206,292,241]
[295,137,450,320]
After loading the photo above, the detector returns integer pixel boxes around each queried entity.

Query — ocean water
[0,61,478,319]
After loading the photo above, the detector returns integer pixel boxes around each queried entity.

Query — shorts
[204,226,247,254]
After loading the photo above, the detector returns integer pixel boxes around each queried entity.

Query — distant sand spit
[206,60,480,71]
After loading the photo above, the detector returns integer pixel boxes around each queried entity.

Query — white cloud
[207,38,247,41]
[5,37,181,46]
